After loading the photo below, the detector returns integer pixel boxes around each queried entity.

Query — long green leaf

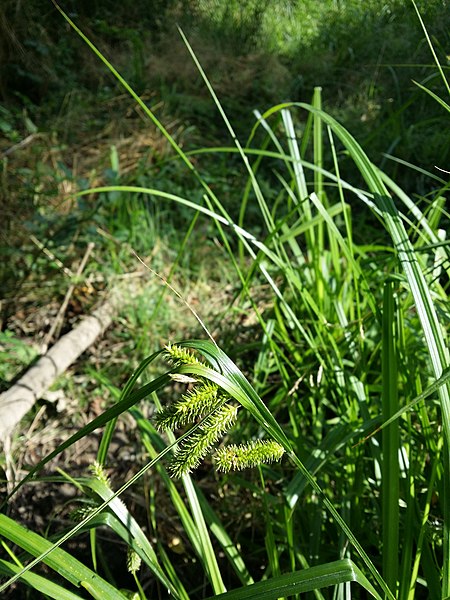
[182,474,227,595]
[203,559,382,600]
[0,514,127,599]
[411,0,450,97]
[0,559,85,600]
[413,80,450,114]
[382,280,400,593]
[84,477,178,594]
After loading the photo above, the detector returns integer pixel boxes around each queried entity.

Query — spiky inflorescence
[71,505,98,523]
[127,549,142,574]
[169,403,239,478]
[214,440,285,472]
[164,343,203,367]
[160,344,280,477]
[90,461,111,486]
[155,382,221,431]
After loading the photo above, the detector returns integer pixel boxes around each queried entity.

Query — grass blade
[382,280,400,594]
[0,559,85,600]
[203,559,382,600]
[0,514,128,599]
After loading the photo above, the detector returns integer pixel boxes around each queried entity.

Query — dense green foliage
[1,1,450,599]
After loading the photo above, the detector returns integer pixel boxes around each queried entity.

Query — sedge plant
[1,2,450,599]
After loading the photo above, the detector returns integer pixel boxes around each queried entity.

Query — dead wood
[0,301,114,443]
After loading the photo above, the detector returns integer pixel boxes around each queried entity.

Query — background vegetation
[0,0,449,599]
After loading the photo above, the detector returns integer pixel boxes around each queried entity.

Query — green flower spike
[164,343,203,366]
[214,440,285,473]
[158,343,283,478]
[155,381,220,431]
[169,403,238,478]
[127,549,142,574]
[90,461,111,486]
[71,505,97,523]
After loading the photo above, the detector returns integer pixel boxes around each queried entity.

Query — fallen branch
[0,301,114,443]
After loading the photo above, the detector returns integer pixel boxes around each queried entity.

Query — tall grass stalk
[381,280,399,594]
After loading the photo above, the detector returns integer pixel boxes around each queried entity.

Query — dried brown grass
[145,32,291,105]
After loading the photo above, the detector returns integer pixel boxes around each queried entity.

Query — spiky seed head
[71,506,97,522]
[127,549,142,574]
[169,403,238,478]
[155,382,221,431]
[214,440,285,472]
[90,461,111,486]
[164,344,203,366]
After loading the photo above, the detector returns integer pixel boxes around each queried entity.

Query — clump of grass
[1,3,449,600]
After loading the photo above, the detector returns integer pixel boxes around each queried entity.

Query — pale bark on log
[0,301,114,443]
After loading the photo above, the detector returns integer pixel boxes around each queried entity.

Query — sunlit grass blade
[378,169,448,255]
[0,559,86,600]
[281,107,309,205]
[313,87,324,200]
[411,0,450,97]
[357,367,450,445]
[0,514,128,599]
[182,473,227,595]
[381,280,400,594]
[203,559,382,600]
[176,26,270,230]
[412,80,450,114]
[307,190,377,314]
[81,474,183,596]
